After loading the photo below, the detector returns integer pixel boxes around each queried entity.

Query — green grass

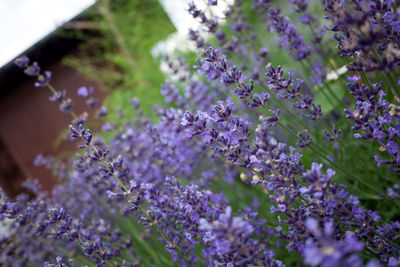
[63,0,175,122]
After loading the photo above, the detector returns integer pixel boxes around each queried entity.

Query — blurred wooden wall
[0,58,106,196]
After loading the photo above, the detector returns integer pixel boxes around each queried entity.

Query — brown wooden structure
[0,13,106,197]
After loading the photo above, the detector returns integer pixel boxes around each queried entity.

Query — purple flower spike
[49,90,66,102]
[347,74,360,83]
[24,62,40,76]
[77,86,90,98]
[304,219,364,267]
[212,100,234,122]
[386,141,399,155]
[34,71,52,87]
[59,98,73,114]
[14,56,30,68]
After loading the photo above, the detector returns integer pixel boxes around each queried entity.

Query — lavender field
[2,0,400,266]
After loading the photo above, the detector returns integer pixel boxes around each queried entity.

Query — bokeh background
[0,0,222,196]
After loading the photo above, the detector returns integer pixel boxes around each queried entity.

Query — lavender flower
[344,77,400,172]
[268,8,311,60]
[14,55,29,68]
[304,218,364,267]
[35,71,52,87]
[7,1,400,266]
[24,61,41,76]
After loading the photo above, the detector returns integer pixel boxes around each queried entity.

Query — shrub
[2,0,400,266]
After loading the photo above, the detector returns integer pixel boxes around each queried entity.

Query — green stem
[46,83,78,120]
[299,60,338,109]
[359,71,372,88]
[277,122,381,196]
[207,124,398,254]
[305,57,344,108]
[47,84,57,94]
[85,143,190,266]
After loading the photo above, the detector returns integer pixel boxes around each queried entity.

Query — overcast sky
[0,0,231,67]
[0,0,95,67]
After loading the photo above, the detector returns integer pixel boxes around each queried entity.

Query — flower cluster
[324,0,400,72]
[2,0,400,266]
[345,75,400,172]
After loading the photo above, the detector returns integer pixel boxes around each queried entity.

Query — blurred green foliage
[63,0,176,122]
